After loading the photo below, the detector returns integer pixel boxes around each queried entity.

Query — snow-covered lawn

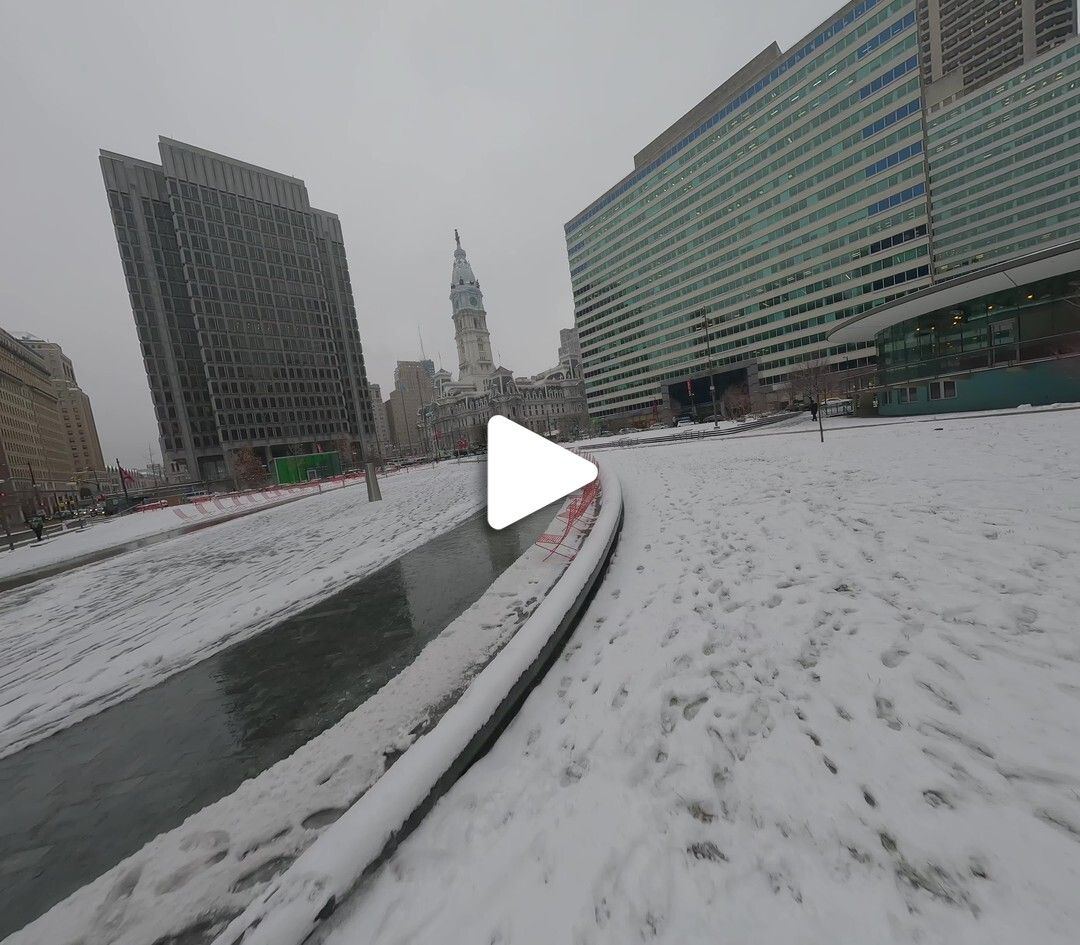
[573,419,742,449]
[316,409,1080,945]
[0,477,369,584]
[0,505,188,583]
[0,462,484,760]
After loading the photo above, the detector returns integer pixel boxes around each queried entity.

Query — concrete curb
[213,464,624,945]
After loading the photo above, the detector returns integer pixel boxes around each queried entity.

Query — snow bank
[212,464,623,945]
[8,493,583,945]
[313,409,1080,945]
[0,463,484,760]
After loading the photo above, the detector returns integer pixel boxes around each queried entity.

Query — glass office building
[827,39,1080,415]
[566,0,933,425]
[567,0,1079,425]
[101,138,375,485]
[830,241,1080,413]
[928,39,1080,277]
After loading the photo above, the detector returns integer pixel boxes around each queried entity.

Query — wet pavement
[0,506,551,939]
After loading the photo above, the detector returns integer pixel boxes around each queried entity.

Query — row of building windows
[881,379,956,405]
[566,0,901,236]
[574,113,926,317]
[571,40,922,279]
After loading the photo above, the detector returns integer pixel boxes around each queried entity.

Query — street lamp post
[698,309,720,428]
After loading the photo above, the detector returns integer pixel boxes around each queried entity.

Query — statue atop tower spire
[454,228,461,251]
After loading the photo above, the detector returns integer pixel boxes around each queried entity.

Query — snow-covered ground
[0,477,368,584]
[9,496,580,945]
[0,462,484,761]
[0,505,189,582]
[315,408,1080,945]
[573,419,742,449]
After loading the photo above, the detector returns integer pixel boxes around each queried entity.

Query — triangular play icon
[486,416,598,530]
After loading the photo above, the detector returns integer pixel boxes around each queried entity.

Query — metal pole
[365,462,382,502]
[700,309,719,428]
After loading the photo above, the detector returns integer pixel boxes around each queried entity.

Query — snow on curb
[214,463,623,945]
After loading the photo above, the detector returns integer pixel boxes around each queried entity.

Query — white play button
[486,416,598,530]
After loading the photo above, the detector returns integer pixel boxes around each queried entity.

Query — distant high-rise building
[15,335,106,478]
[100,138,375,487]
[368,382,391,457]
[558,327,582,377]
[0,327,74,523]
[918,0,1076,108]
[387,361,433,455]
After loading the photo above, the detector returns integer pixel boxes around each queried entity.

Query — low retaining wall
[214,463,623,945]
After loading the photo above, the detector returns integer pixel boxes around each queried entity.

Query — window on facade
[895,386,918,404]
[928,380,957,400]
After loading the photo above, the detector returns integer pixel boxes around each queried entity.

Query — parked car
[673,416,695,427]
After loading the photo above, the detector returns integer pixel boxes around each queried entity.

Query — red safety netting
[534,460,601,561]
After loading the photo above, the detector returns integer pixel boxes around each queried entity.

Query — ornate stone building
[422,233,588,450]
[0,326,75,523]
[15,334,106,479]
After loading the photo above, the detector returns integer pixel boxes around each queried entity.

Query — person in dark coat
[28,514,45,541]
[809,400,819,422]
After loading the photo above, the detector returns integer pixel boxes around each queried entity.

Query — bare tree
[720,383,753,419]
[335,434,357,470]
[231,448,268,489]
[786,357,833,406]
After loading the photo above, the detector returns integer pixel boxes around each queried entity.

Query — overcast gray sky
[0,0,844,466]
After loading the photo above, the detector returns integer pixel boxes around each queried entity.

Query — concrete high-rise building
[566,0,1078,426]
[15,335,106,478]
[368,382,391,457]
[0,327,74,524]
[100,138,375,487]
[918,0,1076,109]
[558,327,582,376]
[387,361,433,455]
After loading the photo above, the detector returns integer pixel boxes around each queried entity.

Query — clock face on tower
[469,293,478,307]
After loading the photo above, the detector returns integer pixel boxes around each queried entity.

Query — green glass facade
[566,0,933,422]
[877,269,1080,396]
[928,40,1080,277]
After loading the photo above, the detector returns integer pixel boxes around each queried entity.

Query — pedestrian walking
[28,513,45,542]
[809,400,819,422]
